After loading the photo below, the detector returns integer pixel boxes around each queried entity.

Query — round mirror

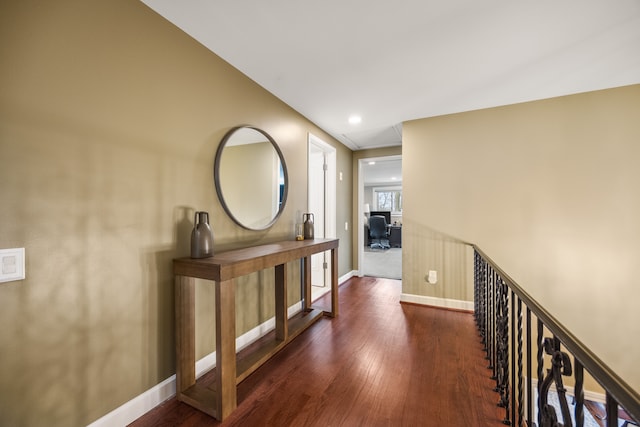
[214,126,288,230]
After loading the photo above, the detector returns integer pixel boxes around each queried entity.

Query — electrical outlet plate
[0,248,25,283]
[427,270,437,284]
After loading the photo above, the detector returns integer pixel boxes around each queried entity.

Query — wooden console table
[173,238,339,420]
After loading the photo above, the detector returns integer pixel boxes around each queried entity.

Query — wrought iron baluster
[526,308,533,427]
[481,257,487,346]
[496,277,511,425]
[484,264,489,352]
[477,254,486,347]
[517,297,524,427]
[475,251,481,328]
[494,274,503,389]
[481,258,487,342]
[537,319,544,427]
[511,290,517,426]
[491,270,503,379]
[493,269,499,380]
[574,359,584,427]
[488,267,495,374]
[474,252,477,318]
[605,393,617,427]
[539,336,573,427]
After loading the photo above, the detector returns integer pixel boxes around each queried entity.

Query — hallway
[130,277,505,426]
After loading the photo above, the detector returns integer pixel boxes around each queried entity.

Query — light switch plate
[0,248,25,283]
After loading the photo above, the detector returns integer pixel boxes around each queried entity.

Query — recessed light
[348,115,362,125]
[368,161,376,165]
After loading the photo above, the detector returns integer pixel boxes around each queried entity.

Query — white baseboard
[340,270,357,283]
[88,272,355,427]
[86,375,177,427]
[400,293,474,312]
[582,388,606,404]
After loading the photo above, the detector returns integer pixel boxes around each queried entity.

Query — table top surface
[174,238,339,281]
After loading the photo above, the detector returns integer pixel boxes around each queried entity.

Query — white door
[308,134,336,295]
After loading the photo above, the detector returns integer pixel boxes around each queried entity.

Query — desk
[389,226,402,248]
[173,238,339,420]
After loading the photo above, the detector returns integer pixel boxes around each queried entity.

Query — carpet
[362,247,402,279]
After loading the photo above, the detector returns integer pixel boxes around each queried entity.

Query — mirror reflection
[214,126,288,230]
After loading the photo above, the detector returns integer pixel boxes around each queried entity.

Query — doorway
[358,155,402,279]
[308,134,336,301]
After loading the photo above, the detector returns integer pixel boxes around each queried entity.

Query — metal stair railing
[473,246,639,427]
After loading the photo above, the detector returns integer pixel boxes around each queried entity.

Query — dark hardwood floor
[130,276,505,426]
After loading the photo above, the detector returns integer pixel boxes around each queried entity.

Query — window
[374,186,402,213]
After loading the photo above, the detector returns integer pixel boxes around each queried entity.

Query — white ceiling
[141,0,640,151]
[362,157,402,186]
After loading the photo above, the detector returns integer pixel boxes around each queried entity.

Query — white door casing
[308,134,336,290]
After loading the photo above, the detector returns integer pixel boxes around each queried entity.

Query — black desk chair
[369,215,390,250]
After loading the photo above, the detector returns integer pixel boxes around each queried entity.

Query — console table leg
[175,276,195,395]
[303,256,312,311]
[215,279,236,419]
[330,248,339,317]
[275,264,288,341]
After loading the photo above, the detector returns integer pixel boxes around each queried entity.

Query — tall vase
[303,213,314,240]
[191,211,214,258]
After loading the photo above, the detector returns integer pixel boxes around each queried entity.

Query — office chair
[369,215,390,250]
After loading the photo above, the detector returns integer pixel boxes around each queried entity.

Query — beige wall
[402,85,640,393]
[0,1,352,426]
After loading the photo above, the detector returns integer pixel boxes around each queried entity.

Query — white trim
[308,133,337,288]
[583,389,606,404]
[357,158,366,277]
[88,274,354,427]
[339,270,356,284]
[86,375,176,427]
[400,293,474,312]
[307,133,337,240]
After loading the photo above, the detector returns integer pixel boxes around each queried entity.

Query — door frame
[308,133,336,287]
[357,154,402,277]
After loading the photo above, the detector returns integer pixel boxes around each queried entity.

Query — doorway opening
[358,155,402,279]
[308,134,336,302]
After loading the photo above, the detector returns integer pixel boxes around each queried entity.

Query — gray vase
[191,211,214,258]
[303,213,314,239]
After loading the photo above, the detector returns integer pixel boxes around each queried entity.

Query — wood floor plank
[130,276,505,426]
